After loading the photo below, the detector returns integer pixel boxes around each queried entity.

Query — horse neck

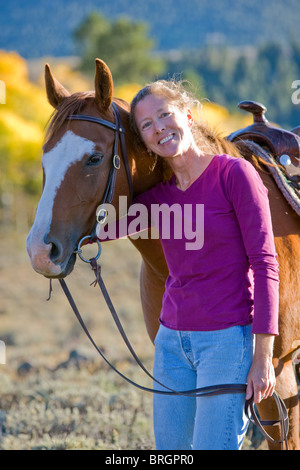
[129,147,167,197]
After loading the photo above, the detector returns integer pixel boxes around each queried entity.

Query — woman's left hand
[245,334,276,403]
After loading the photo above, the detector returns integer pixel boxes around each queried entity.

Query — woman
[101,80,279,450]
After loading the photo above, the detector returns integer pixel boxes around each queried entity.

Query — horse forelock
[45,91,96,145]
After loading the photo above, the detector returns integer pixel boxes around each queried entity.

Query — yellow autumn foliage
[0,50,252,198]
[114,83,142,103]
[0,51,51,194]
[0,51,28,85]
[1,109,42,144]
[35,60,93,94]
[199,101,252,136]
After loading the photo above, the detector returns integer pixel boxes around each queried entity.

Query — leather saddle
[227,100,300,215]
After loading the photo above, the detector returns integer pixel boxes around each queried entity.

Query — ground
[0,229,287,450]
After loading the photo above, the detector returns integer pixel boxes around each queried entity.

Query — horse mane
[45,91,96,144]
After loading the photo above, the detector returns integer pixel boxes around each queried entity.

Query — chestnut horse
[26,59,300,450]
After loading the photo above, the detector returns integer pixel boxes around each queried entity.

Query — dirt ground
[0,230,157,449]
[0,229,294,450]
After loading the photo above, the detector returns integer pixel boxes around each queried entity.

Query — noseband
[57,102,289,450]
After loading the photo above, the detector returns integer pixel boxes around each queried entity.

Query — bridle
[68,102,133,237]
[54,102,289,450]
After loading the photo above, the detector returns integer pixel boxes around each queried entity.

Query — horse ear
[45,63,70,109]
[94,59,113,111]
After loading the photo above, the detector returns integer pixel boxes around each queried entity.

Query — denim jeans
[153,324,254,450]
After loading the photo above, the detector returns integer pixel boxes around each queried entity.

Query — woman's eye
[142,122,151,130]
[161,112,171,118]
[86,153,103,166]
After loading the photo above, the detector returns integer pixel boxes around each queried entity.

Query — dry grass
[0,230,155,450]
[0,228,287,450]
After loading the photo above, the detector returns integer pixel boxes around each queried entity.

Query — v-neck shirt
[133,154,279,335]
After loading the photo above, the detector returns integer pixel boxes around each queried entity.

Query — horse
[26,59,300,450]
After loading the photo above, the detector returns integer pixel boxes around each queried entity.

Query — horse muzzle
[26,229,76,278]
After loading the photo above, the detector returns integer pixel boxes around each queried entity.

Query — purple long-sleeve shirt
[99,154,279,335]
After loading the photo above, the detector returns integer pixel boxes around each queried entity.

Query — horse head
[27,59,152,278]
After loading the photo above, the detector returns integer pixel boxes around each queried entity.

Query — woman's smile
[134,94,194,159]
[158,133,175,145]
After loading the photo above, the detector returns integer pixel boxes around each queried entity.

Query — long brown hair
[129,79,241,159]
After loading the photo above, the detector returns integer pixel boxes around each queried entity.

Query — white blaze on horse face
[27,131,95,275]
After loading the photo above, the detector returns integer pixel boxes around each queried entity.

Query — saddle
[227,101,300,216]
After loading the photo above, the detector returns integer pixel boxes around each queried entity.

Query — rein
[58,102,289,450]
[58,254,289,450]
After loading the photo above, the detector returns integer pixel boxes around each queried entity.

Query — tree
[74,12,165,85]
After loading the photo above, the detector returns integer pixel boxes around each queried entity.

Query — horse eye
[86,153,103,166]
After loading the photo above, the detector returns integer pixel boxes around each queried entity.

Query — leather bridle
[55,102,289,450]
[67,102,133,234]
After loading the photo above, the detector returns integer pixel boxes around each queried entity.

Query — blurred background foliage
[1,4,300,450]
[1,8,300,231]
[74,13,165,85]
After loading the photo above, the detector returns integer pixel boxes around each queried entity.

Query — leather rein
[56,102,289,450]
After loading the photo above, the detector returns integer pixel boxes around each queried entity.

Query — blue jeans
[153,324,254,450]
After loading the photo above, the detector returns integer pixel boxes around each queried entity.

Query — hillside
[1,0,300,58]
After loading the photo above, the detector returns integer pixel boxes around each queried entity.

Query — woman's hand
[246,334,276,403]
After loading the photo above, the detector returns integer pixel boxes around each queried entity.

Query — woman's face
[134,94,194,160]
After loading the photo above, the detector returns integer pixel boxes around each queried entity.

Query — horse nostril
[50,242,61,262]
[44,235,64,264]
